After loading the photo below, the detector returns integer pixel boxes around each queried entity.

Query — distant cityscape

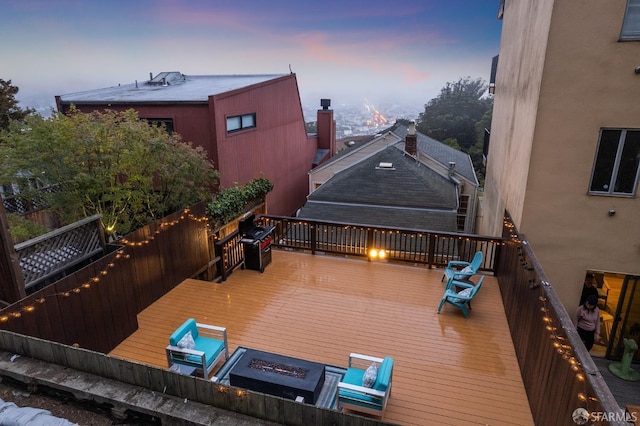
[302,99,422,138]
[19,94,423,139]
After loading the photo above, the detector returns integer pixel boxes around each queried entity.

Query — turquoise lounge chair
[442,251,483,284]
[437,276,485,318]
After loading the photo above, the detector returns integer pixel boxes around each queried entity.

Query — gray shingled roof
[298,202,457,232]
[390,123,478,185]
[58,73,287,103]
[311,122,477,186]
[298,145,459,232]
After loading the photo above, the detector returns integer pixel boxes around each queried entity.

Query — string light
[0,210,209,324]
[505,214,599,413]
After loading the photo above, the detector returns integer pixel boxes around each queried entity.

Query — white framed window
[621,0,640,40]
[226,113,256,133]
[589,129,640,196]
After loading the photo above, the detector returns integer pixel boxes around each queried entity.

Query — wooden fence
[499,213,624,425]
[0,206,629,425]
[0,203,210,353]
[0,331,389,426]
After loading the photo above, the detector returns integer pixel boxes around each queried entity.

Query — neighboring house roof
[299,145,459,231]
[336,135,376,152]
[390,123,478,185]
[311,132,383,171]
[58,72,287,103]
[310,122,477,187]
[312,149,330,165]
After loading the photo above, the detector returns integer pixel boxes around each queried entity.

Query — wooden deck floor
[110,250,534,425]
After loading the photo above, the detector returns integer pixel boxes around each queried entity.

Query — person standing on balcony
[579,273,599,306]
[573,294,601,351]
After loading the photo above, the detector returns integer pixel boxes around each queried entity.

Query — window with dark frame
[589,129,640,196]
[621,0,640,40]
[227,113,256,133]
[145,118,174,134]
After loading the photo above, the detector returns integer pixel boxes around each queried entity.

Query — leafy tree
[417,77,492,153]
[6,213,50,244]
[0,79,34,131]
[0,108,218,237]
[467,108,493,185]
[394,118,413,126]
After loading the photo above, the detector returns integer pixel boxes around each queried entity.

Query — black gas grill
[239,214,275,272]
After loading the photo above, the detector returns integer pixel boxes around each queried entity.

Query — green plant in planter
[6,213,51,244]
[206,178,273,229]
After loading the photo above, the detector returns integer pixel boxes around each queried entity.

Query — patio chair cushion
[169,318,199,346]
[362,362,377,387]
[339,368,380,406]
[342,365,365,386]
[373,357,394,392]
[195,338,225,366]
[455,287,473,303]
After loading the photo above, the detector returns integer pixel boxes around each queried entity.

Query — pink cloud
[296,32,350,65]
[400,64,431,84]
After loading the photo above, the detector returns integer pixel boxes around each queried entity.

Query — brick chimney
[317,99,336,157]
[405,121,417,156]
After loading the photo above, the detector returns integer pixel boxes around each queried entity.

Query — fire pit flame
[249,358,308,379]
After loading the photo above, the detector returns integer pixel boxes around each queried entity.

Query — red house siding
[56,74,327,217]
[211,75,317,216]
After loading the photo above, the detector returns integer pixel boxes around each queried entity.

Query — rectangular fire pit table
[229,348,326,404]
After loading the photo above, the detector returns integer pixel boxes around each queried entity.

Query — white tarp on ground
[0,398,76,426]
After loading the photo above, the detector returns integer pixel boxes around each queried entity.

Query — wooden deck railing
[215,215,503,281]
[499,213,624,425]
[0,205,628,424]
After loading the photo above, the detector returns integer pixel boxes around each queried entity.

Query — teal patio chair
[166,318,228,378]
[336,353,394,417]
[437,276,484,318]
[442,251,483,284]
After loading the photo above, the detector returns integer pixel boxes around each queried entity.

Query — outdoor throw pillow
[362,362,377,388]
[455,287,473,303]
[177,331,196,350]
[458,266,474,275]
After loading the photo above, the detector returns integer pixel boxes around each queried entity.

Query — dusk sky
[2,0,502,112]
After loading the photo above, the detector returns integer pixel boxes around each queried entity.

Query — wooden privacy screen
[0,202,210,353]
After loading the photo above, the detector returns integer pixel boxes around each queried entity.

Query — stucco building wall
[482,0,640,309]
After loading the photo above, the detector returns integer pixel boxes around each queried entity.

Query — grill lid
[239,213,257,235]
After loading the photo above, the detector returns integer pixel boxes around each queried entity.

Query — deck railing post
[215,239,227,282]
[427,233,436,268]
[366,228,374,261]
[310,223,316,254]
